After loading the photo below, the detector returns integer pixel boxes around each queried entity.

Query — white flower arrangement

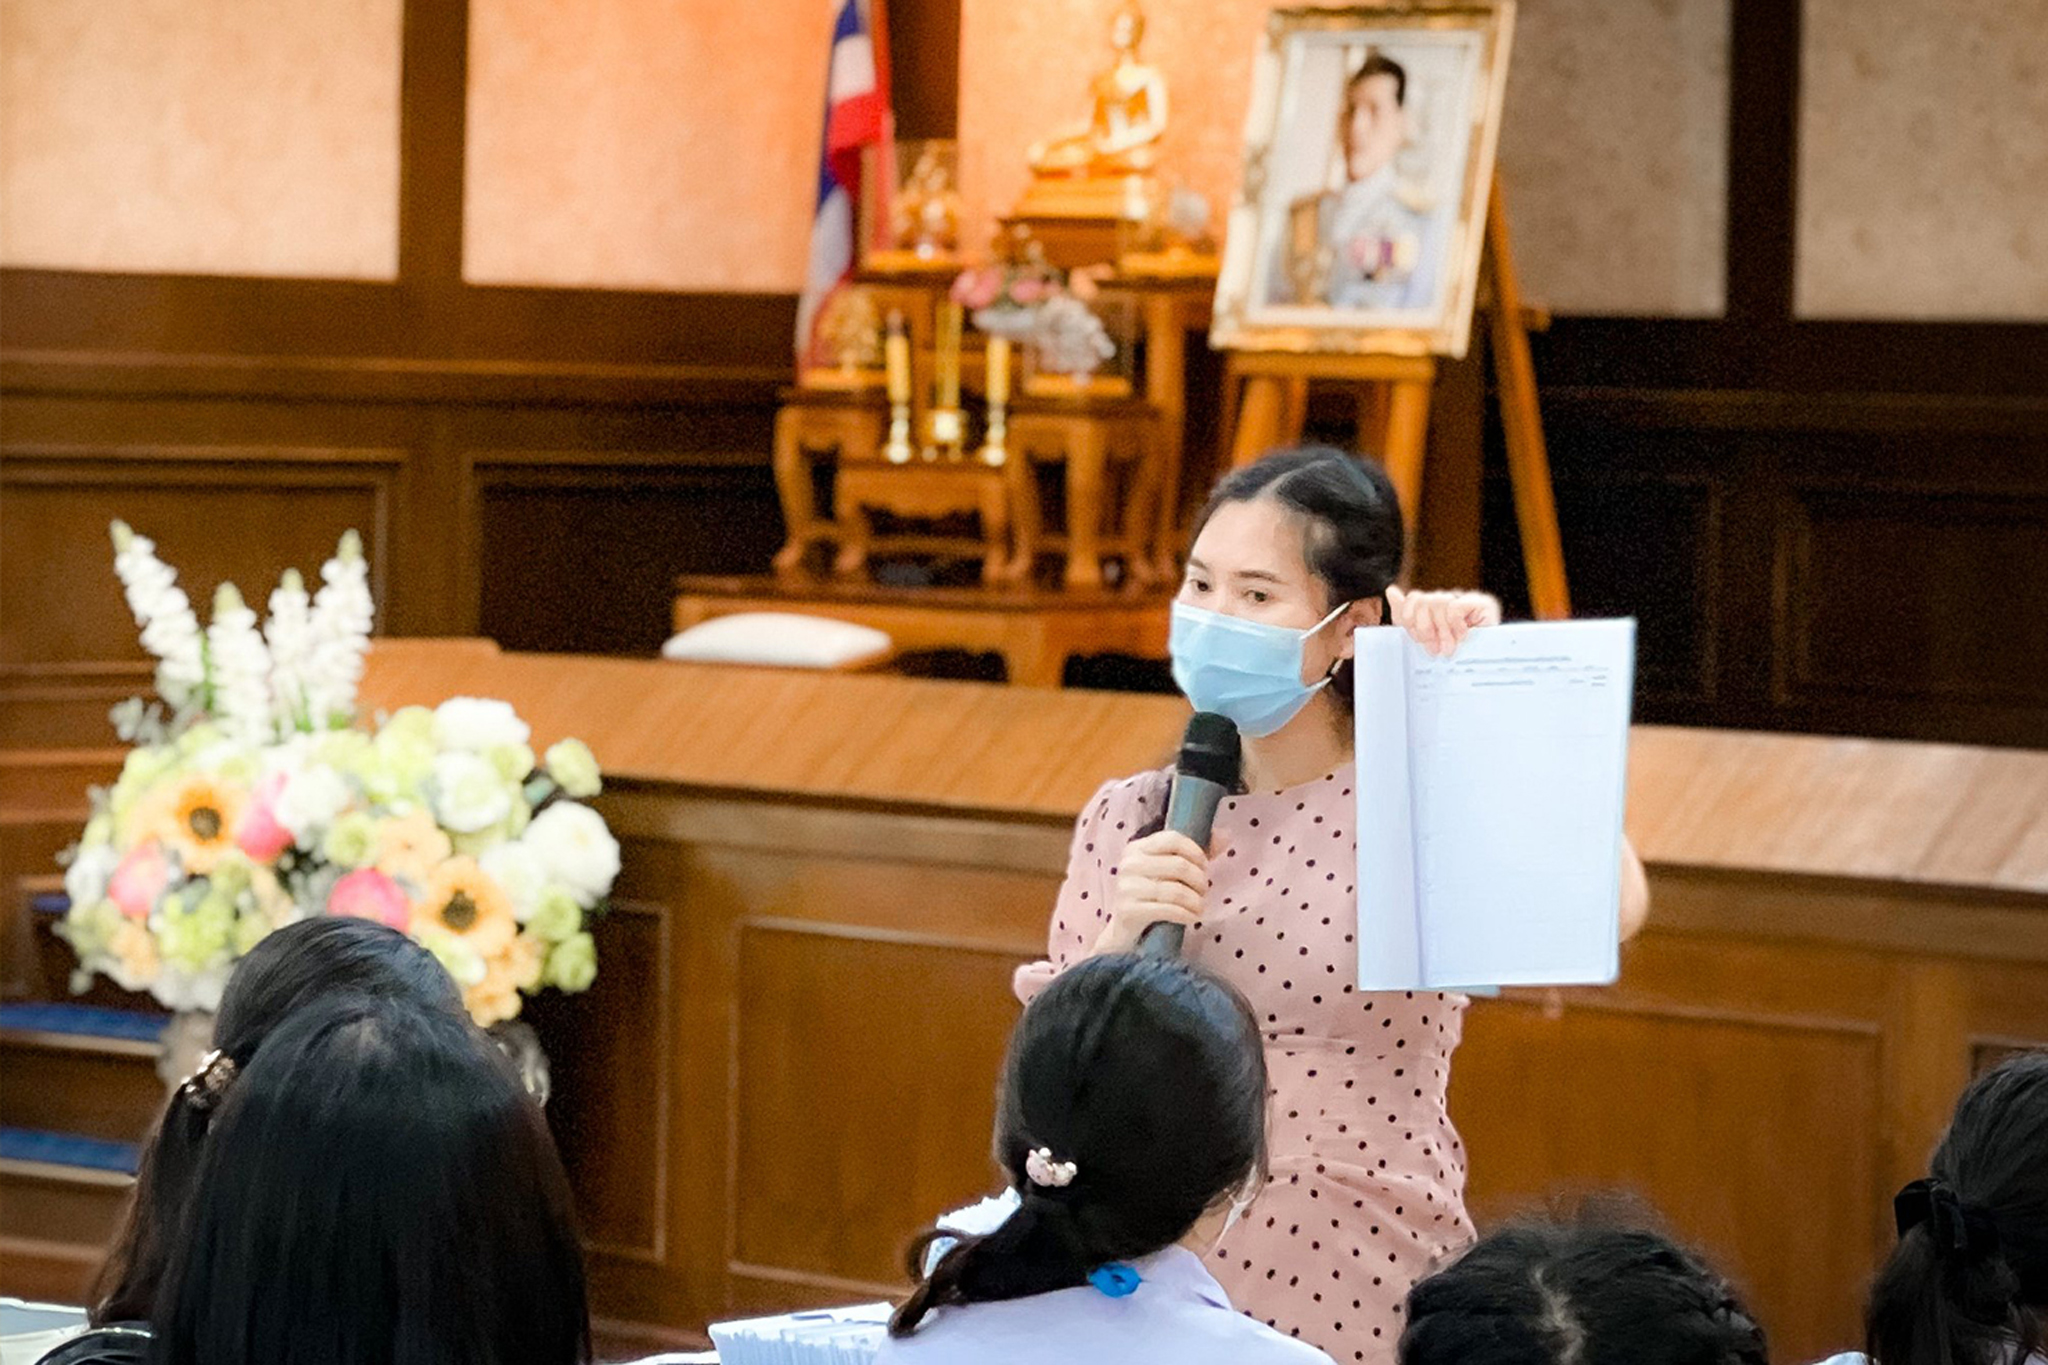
[57,525,616,1025]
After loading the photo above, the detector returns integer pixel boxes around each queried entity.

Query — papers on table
[0,1297,89,1365]
[1354,619,1636,991]
[707,1301,891,1365]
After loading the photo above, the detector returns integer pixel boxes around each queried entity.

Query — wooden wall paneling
[0,670,150,751]
[728,925,1021,1303]
[527,893,674,1267]
[1486,388,2048,746]
[470,451,783,656]
[1455,985,1882,1362]
[0,445,402,667]
[1775,482,2048,711]
[674,815,1052,1322]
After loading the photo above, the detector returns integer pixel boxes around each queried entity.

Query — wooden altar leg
[1001,620,1065,688]
[1282,377,1310,443]
[771,409,820,575]
[1144,294,1188,580]
[1356,383,1390,454]
[1063,424,1108,590]
[1486,179,1572,619]
[1230,374,1291,468]
[1118,423,1162,588]
[1380,369,1434,535]
[1003,448,1043,583]
[977,473,1011,586]
[832,500,871,577]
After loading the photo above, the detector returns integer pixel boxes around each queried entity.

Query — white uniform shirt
[871,1245,1334,1365]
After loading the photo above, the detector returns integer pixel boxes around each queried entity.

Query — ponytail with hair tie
[888,956,1268,1339]
[1865,1053,2048,1365]
[1895,1178,2002,1262]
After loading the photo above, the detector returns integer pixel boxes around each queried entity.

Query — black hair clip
[1894,1177,2000,1260]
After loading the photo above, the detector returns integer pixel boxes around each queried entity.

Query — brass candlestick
[882,312,915,464]
[926,300,966,461]
[980,335,1011,467]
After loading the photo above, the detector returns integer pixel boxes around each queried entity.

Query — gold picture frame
[1211,2,1515,359]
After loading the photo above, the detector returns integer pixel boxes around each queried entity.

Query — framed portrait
[1211,3,1515,358]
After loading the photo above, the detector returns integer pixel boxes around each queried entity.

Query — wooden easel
[1220,176,1571,619]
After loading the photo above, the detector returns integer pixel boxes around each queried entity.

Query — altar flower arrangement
[951,254,1069,339]
[55,523,618,1028]
[953,255,1118,380]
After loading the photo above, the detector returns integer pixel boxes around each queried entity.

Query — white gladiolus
[523,802,621,908]
[304,531,375,728]
[263,568,317,732]
[110,521,208,710]
[207,583,275,746]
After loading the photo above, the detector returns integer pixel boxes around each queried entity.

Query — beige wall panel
[463,0,831,292]
[959,0,1728,316]
[1797,0,2048,320]
[1497,0,1729,316]
[0,0,401,279]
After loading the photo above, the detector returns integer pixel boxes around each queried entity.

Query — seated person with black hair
[144,992,590,1365]
[878,953,1331,1365]
[1398,1213,1769,1365]
[1820,1050,2048,1365]
[41,917,465,1365]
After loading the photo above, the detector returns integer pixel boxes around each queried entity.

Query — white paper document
[707,1301,890,1365]
[1354,619,1635,991]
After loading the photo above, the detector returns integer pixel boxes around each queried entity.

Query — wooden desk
[345,644,2048,1362]
[12,643,2033,1356]
[673,575,1171,687]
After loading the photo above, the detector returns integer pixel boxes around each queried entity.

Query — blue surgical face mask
[1169,599,1351,738]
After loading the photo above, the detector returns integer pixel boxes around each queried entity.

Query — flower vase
[155,1010,216,1096]
[971,306,1040,341]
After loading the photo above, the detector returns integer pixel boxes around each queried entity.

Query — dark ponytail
[1865,1051,2048,1365]
[89,917,462,1323]
[889,954,1268,1336]
[1188,445,1406,711]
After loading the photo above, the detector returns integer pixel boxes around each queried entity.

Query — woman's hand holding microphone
[1092,830,1221,955]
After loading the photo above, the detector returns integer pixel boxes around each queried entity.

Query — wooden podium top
[359,640,2048,892]
[359,638,1188,821]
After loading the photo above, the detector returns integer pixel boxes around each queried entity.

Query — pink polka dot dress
[1017,764,1475,1364]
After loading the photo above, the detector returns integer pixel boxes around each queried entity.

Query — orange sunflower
[153,776,246,875]
[413,857,517,957]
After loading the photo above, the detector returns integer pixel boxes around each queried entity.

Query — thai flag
[796,0,892,364]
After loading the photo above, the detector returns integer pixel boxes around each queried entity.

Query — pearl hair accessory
[182,1048,238,1113]
[1024,1146,1078,1189]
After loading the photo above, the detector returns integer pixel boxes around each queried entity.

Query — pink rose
[236,773,292,862]
[328,868,410,931]
[951,268,1002,310]
[1009,278,1049,305]
[109,842,173,920]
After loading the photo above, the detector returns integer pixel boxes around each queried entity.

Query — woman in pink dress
[1015,446,1650,1364]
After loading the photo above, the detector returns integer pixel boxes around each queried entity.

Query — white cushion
[660,613,893,669]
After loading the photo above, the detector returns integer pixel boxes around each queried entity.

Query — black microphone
[1138,712,1242,958]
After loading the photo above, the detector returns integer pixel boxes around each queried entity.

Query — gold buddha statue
[1017,3,1167,221]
